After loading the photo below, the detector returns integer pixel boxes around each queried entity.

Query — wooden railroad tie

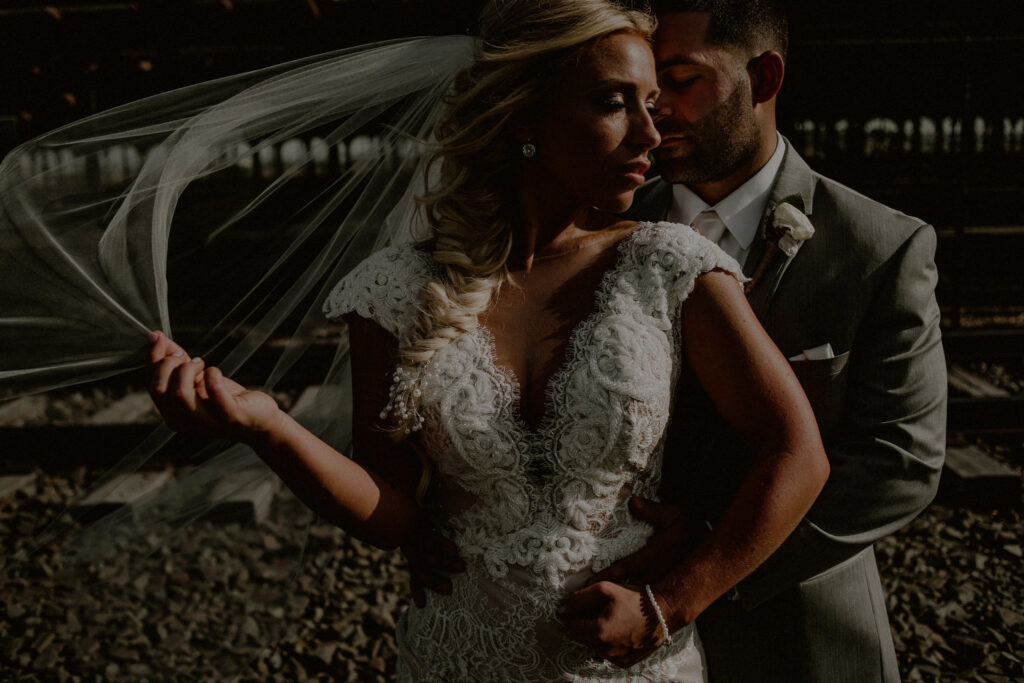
[0,472,35,501]
[55,389,296,524]
[939,444,1020,510]
[945,363,1024,435]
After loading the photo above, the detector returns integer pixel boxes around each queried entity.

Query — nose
[633,106,661,151]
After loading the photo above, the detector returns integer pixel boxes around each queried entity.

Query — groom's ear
[747,50,785,104]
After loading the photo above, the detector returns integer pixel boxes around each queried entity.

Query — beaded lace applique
[382,365,428,434]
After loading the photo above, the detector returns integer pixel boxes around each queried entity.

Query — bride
[144,0,828,679]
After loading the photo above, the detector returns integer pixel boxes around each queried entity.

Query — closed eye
[661,74,699,91]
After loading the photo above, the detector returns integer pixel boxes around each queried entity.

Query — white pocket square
[789,343,835,362]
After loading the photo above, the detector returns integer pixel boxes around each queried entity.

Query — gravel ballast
[1,362,1021,681]
[2,463,1021,682]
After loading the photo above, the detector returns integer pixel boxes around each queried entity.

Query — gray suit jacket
[629,138,947,682]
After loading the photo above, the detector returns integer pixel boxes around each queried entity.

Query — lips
[620,159,651,184]
[625,159,651,174]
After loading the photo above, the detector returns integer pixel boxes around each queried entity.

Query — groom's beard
[653,83,761,186]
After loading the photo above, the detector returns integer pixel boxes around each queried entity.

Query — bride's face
[522,31,661,214]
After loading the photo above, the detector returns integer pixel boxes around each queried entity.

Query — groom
[598,1,948,681]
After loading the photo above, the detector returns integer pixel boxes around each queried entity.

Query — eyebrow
[590,79,660,95]
[588,80,661,101]
[655,56,703,70]
[591,79,638,91]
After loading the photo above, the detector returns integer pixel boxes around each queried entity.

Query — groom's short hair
[650,0,789,60]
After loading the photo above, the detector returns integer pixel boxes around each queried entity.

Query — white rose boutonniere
[769,200,815,257]
[745,194,814,293]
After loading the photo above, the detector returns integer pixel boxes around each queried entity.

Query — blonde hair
[390,0,656,437]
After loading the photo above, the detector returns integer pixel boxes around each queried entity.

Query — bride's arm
[562,270,828,666]
[646,269,830,629]
[146,318,420,551]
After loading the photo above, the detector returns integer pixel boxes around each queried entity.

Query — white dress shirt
[666,131,786,270]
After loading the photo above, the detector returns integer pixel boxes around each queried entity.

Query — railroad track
[943,328,1024,434]
[1,328,1020,511]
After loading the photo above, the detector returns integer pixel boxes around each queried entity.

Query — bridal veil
[0,35,475,667]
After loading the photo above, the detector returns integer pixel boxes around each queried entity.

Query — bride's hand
[147,330,282,444]
[560,581,665,669]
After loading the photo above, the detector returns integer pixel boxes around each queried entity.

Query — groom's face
[651,12,761,186]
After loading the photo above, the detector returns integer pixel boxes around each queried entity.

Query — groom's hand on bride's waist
[586,496,707,587]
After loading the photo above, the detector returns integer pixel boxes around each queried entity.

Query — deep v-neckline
[475,223,649,435]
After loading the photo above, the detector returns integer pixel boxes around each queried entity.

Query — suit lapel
[744,138,819,321]
[629,141,819,322]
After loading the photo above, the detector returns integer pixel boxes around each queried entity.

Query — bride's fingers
[148,330,188,365]
[147,330,178,366]
[148,330,166,365]
[149,353,189,399]
[195,370,209,401]
[170,357,205,412]
[204,366,242,426]
[211,372,247,395]
[147,333,196,397]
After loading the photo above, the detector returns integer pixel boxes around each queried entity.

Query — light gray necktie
[691,208,727,245]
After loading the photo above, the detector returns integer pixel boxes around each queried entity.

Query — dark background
[1,0,1022,325]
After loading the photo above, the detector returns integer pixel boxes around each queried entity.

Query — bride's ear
[511,105,544,144]
[513,121,534,145]
[748,50,785,104]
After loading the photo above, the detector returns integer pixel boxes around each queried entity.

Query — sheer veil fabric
[0,36,475,667]
[1,36,474,397]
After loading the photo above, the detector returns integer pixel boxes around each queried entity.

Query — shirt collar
[669,131,786,250]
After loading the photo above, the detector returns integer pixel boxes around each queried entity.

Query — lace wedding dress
[324,222,742,682]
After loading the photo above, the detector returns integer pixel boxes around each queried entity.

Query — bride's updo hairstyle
[391,0,656,436]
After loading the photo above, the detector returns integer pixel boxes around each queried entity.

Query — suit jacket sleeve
[736,223,947,610]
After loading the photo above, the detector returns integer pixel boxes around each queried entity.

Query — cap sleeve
[624,221,748,326]
[323,244,433,339]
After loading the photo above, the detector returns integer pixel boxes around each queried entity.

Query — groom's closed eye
[660,71,699,91]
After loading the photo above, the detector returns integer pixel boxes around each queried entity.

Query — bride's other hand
[147,330,282,444]
[561,581,664,668]
[403,520,465,607]
[585,496,705,587]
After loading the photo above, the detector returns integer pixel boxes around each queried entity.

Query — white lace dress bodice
[324,222,743,682]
